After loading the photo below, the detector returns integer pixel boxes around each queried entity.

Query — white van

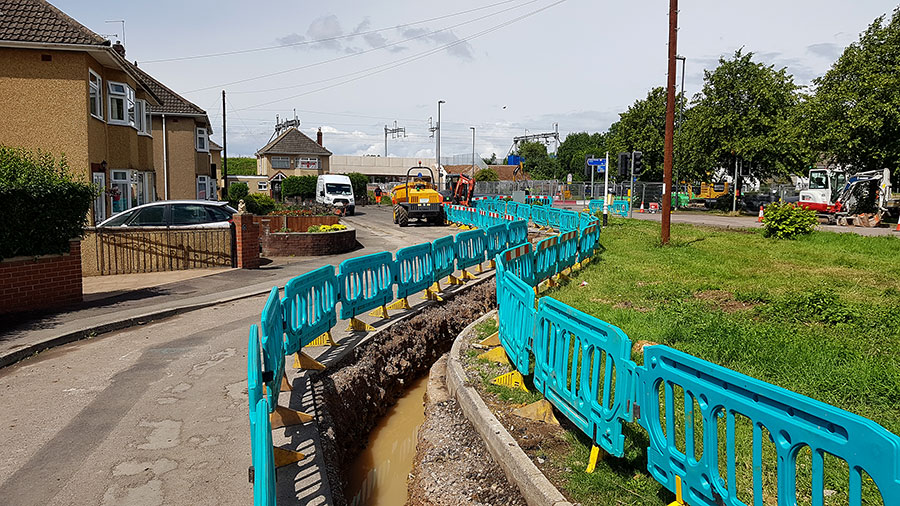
[316,174,355,215]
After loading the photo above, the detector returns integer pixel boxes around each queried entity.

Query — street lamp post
[470,127,476,177]
[675,55,686,208]
[437,100,445,186]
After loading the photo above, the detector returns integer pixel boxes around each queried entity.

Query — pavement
[0,205,490,506]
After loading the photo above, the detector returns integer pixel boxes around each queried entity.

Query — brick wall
[0,240,82,314]
[233,214,260,269]
[261,228,356,257]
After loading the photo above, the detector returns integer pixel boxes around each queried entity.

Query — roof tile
[0,0,108,46]
[256,128,331,156]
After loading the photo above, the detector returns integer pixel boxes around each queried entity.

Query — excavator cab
[443,173,476,206]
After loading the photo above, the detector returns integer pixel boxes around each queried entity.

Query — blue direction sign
[587,157,607,173]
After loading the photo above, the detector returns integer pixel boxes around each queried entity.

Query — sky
[55,0,897,159]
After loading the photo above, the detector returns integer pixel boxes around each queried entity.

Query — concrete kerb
[447,309,573,506]
[0,287,272,369]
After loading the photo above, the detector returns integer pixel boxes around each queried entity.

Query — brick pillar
[233,214,260,269]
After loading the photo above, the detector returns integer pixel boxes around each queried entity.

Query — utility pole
[436,100,445,186]
[384,120,406,157]
[222,90,228,199]
[629,151,635,218]
[661,0,678,245]
[732,158,740,212]
[470,127,476,177]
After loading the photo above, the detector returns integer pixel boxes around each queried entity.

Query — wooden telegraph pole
[661,0,678,245]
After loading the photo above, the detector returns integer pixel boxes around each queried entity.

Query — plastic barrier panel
[284,265,338,351]
[507,219,528,247]
[533,297,635,458]
[485,223,509,261]
[534,235,559,283]
[517,203,531,223]
[580,211,598,230]
[506,201,518,217]
[260,286,286,412]
[556,229,579,273]
[589,199,630,218]
[497,263,537,373]
[444,204,456,224]
[531,205,549,229]
[432,235,456,280]
[394,242,435,299]
[547,207,562,230]
[252,397,276,506]
[248,324,263,421]
[637,345,900,506]
[500,243,536,287]
[455,229,487,271]
[560,210,579,231]
[578,224,600,260]
[338,251,395,320]
[588,199,603,214]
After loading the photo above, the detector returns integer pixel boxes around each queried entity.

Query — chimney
[112,41,126,57]
[316,127,323,146]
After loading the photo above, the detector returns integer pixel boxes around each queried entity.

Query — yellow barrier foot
[477,331,500,348]
[368,305,390,319]
[491,370,528,392]
[347,317,375,332]
[280,371,292,392]
[667,476,684,505]
[581,257,591,267]
[293,351,326,370]
[489,259,496,270]
[423,288,443,302]
[308,331,337,347]
[388,297,412,310]
[270,405,314,429]
[512,399,559,425]
[459,225,471,230]
[461,269,477,280]
[478,346,510,365]
[273,447,305,467]
[557,271,570,281]
[432,280,443,292]
[586,445,603,473]
[476,263,484,274]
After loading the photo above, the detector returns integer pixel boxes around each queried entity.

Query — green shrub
[282,175,317,199]
[244,193,278,215]
[227,181,249,202]
[224,157,257,176]
[762,202,817,239]
[475,168,499,181]
[381,195,392,205]
[0,146,95,259]
[307,225,321,233]
[347,172,368,201]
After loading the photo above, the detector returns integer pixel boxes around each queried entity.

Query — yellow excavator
[390,165,446,227]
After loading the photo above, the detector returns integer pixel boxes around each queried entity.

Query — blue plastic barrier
[431,235,456,281]
[284,265,338,351]
[636,345,900,506]
[506,201,519,217]
[260,286,285,411]
[499,243,536,287]
[455,229,487,271]
[547,207,562,230]
[556,229,579,273]
[507,219,528,247]
[533,297,635,458]
[252,397,276,506]
[589,199,630,218]
[560,210,579,231]
[578,223,600,260]
[580,211,598,230]
[485,223,508,262]
[516,203,531,223]
[444,204,456,224]
[534,235,558,283]
[497,262,538,374]
[394,243,435,299]
[531,205,549,229]
[338,251,395,320]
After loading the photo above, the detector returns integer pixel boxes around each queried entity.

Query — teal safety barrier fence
[517,203,531,223]
[261,287,286,411]
[532,205,549,228]
[444,204,456,224]
[496,261,537,374]
[556,229,579,273]
[547,207,562,230]
[506,201,519,217]
[560,210,579,231]
[507,219,528,247]
[499,243,536,287]
[578,223,600,259]
[284,265,338,350]
[533,235,558,284]
[394,243,435,299]
[338,251,395,320]
[455,229,487,271]
[588,198,630,218]
[252,397,276,506]
[485,223,509,262]
[432,235,456,281]
[533,297,636,458]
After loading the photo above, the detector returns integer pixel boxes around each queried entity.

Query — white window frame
[135,100,152,136]
[144,102,152,135]
[271,156,290,169]
[258,181,269,191]
[108,81,135,127]
[197,175,209,199]
[196,127,209,152]
[88,69,103,120]
[296,157,319,170]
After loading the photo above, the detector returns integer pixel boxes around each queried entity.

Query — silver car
[97,200,237,228]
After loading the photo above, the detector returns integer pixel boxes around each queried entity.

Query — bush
[282,175,317,199]
[244,193,278,215]
[0,146,95,259]
[227,182,249,203]
[347,172,368,201]
[475,168,499,182]
[762,202,818,239]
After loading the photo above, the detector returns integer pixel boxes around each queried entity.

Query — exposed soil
[407,355,527,506]
[312,280,497,506]
[693,289,757,312]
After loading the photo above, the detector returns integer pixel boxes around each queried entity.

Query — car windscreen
[129,206,167,226]
[325,183,352,195]
[171,204,216,225]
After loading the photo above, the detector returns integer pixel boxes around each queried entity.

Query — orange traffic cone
[895,219,900,232]
[638,202,645,213]
[757,205,764,222]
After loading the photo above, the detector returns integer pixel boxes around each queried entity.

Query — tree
[347,172,368,201]
[557,132,608,180]
[517,141,561,180]
[481,153,498,165]
[227,181,249,202]
[805,8,900,184]
[475,168,499,181]
[282,175,316,198]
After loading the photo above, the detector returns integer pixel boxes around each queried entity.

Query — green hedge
[0,146,95,259]
[762,202,818,239]
[283,175,317,199]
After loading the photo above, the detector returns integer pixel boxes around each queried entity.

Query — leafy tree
[805,8,900,184]
[224,157,257,176]
[517,141,561,180]
[475,168,499,181]
[347,172,368,200]
[557,132,608,180]
[481,153,498,165]
[227,181,249,202]
[282,175,317,198]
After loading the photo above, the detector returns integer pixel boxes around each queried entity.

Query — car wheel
[348,206,355,216]
[397,206,409,227]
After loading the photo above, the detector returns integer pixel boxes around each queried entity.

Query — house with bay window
[0,0,162,224]
[255,127,331,199]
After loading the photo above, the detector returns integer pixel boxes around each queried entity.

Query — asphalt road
[0,205,463,506]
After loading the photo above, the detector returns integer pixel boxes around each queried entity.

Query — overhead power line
[142,0,524,64]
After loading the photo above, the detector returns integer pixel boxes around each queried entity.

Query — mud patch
[693,289,756,312]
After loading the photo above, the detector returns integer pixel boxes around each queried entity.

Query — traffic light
[632,151,643,176]
[617,152,631,177]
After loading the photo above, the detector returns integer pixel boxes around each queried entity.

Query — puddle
[344,375,428,506]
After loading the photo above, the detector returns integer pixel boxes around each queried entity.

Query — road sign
[587,158,607,173]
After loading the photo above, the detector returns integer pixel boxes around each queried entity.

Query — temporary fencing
[533,236,558,286]
[484,223,509,264]
[455,229,487,276]
[507,220,528,247]
[556,229,579,273]
[431,235,456,283]
[284,265,338,350]
[588,198,630,218]
[394,243,435,300]
[338,252,395,326]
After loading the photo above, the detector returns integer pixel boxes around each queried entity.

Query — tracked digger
[391,165,446,227]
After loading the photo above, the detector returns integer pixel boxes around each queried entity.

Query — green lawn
[545,218,900,505]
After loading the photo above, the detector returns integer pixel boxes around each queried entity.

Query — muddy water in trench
[345,375,428,506]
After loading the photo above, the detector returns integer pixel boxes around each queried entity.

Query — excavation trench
[312,280,497,506]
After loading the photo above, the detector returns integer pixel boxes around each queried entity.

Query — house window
[296,157,319,170]
[196,127,208,152]
[135,100,151,136]
[271,156,290,169]
[89,69,102,120]
[197,176,209,200]
[258,181,268,191]
[111,170,131,214]
[108,81,135,126]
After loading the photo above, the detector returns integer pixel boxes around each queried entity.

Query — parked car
[97,200,237,228]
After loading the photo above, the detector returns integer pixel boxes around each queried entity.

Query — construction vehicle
[443,173,476,207]
[391,165,445,227]
[799,167,896,226]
